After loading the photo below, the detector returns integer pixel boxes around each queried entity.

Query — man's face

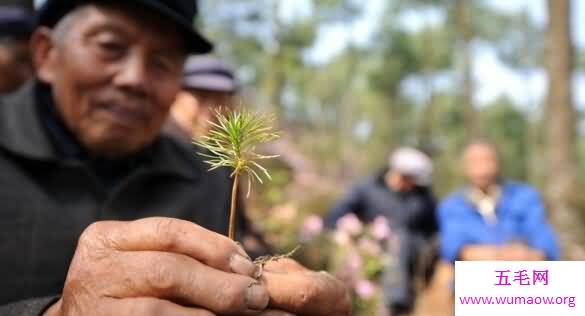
[463,143,500,191]
[0,38,32,94]
[33,4,186,158]
[187,89,234,138]
[385,171,416,193]
[167,90,198,138]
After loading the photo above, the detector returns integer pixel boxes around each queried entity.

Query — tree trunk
[543,0,578,256]
[335,47,359,171]
[455,0,477,139]
[265,0,286,126]
[417,26,437,151]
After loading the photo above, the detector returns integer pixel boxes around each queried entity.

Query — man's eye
[151,57,177,73]
[97,41,125,57]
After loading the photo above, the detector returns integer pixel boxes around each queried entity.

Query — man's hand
[498,242,546,261]
[460,245,501,261]
[460,243,546,261]
[259,258,352,316]
[44,217,269,316]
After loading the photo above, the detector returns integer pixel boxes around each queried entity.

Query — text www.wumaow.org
[458,295,576,308]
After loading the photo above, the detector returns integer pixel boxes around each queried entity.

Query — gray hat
[0,6,33,39]
[182,55,237,93]
[389,147,433,186]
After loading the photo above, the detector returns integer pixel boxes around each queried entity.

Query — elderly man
[0,1,350,315]
[0,5,33,94]
[438,140,559,263]
[325,147,437,316]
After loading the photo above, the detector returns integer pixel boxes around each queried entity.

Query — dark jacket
[0,82,234,315]
[325,169,438,237]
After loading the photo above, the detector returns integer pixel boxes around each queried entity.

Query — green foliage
[369,30,419,95]
[195,110,280,194]
[480,97,529,181]
[578,49,585,70]
[363,256,385,279]
[496,12,544,69]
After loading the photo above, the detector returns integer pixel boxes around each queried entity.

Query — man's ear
[0,46,9,65]
[30,27,59,84]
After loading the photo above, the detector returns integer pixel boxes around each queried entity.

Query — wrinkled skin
[45,218,266,315]
[33,3,184,159]
[44,218,351,316]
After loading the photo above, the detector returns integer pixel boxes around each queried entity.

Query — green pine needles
[195,109,280,240]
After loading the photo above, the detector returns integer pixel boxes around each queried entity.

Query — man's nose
[113,55,149,95]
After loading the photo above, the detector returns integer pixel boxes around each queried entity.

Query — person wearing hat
[0,5,33,94]
[0,1,350,315]
[165,55,239,140]
[325,147,438,316]
[164,55,272,258]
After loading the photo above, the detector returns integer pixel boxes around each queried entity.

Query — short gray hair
[51,5,93,45]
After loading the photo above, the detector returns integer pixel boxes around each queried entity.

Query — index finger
[83,217,255,275]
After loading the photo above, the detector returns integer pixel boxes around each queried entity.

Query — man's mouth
[99,101,150,129]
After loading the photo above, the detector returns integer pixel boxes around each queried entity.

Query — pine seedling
[194,109,280,240]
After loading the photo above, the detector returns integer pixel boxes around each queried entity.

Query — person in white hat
[325,146,437,316]
[388,147,434,188]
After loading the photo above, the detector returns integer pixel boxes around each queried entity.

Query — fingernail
[230,254,257,277]
[234,242,251,260]
[245,283,269,310]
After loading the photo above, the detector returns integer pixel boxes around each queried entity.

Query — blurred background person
[0,5,33,95]
[438,140,559,263]
[164,55,271,257]
[164,55,238,140]
[325,147,437,316]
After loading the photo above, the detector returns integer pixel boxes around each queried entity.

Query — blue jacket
[438,181,559,262]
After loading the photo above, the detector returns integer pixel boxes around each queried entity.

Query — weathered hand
[44,217,270,316]
[258,258,352,316]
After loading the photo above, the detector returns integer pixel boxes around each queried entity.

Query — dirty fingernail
[245,284,269,310]
[235,242,251,259]
[230,254,257,276]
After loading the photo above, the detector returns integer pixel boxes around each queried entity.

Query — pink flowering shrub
[257,201,396,316]
[300,215,324,242]
[298,213,395,316]
[336,213,363,236]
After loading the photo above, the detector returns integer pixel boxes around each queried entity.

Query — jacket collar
[0,80,55,160]
[0,80,200,181]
